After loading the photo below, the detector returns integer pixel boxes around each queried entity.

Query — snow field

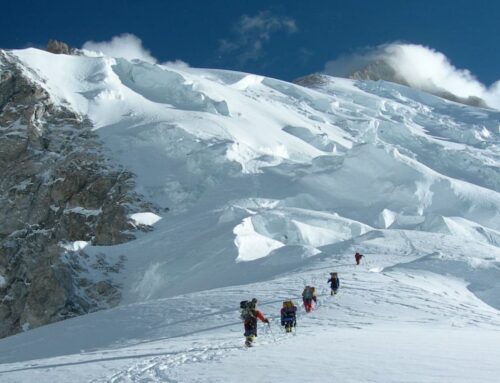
[0,246,499,382]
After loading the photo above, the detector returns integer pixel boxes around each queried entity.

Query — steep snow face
[9,49,500,309]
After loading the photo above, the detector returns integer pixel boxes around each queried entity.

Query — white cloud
[219,11,297,65]
[162,59,190,69]
[238,11,297,38]
[82,33,157,64]
[324,43,500,109]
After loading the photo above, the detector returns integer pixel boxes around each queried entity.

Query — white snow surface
[60,241,89,252]
[129,212,162,226]
[1,48,500,382]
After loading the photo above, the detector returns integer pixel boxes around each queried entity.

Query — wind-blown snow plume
[82,33,157,63]
[162,59,190,68]
[324,43,500,109]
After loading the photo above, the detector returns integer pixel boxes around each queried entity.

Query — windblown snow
[1,48,499,382]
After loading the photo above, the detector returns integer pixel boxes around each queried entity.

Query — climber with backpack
[280,300,297,333]
[302,286,317,313]
[355,251,364,265]
[240,298,269,347]
[328,272,340,295]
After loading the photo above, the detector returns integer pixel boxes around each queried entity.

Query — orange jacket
[254,310,267,322]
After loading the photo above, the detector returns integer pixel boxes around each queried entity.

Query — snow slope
[0,234,499,382]
[0,48,499,382]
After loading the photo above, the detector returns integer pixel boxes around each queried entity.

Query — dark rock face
[293,74,329,88]
[46,40,73,55]
[0,51,150,338]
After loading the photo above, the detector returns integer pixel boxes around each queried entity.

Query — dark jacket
[280,306,297,321]
[328,277,340,290]
[244,310,268,337]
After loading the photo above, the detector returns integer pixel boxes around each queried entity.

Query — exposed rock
[293,73,330,88]
[46,40,73,55]
[345,59,404,84]
[0,51,154,338]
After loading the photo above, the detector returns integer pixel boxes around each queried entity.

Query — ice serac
[0,51,153,338]
[0,47,499,344]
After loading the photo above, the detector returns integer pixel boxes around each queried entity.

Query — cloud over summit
[82,33,157,63]
[324,43,500,109]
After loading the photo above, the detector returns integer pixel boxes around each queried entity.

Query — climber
[328,272,340,295]
[240,298,269,347]
[355,251,364,265]
[280,300,297,333]
[302,286,317,313]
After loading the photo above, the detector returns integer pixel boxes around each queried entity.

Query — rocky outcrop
[46,40,74,55]
[293,73,330,88]
[0,51,151,338]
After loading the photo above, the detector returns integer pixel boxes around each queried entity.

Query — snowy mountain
[321,43,492,108]
[329,59,489,108]
[0,48,499,382]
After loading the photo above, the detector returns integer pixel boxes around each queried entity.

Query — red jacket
[254,310,267,322]
[244,310,267,324]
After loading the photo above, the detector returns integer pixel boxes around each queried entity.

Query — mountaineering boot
[245,335,254,347]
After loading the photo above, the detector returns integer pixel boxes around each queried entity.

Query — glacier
[0,48,499,382]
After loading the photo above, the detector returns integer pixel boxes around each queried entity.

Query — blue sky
[1,0,498,85]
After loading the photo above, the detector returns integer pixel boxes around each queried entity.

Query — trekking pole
[267,323,277,342]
